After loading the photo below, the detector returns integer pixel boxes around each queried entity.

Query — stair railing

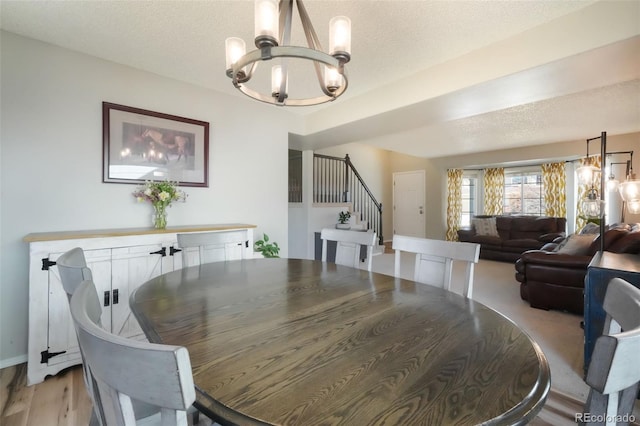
[313,153,383,244]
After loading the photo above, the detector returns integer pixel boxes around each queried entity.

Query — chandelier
[225,0,351,106]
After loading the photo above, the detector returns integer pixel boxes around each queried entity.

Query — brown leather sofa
[457,215,567,262]
[515,223,640,314]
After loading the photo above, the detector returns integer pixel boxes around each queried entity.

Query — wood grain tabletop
[130,258,550,426]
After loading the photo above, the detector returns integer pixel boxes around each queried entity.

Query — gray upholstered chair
[391,235,480,298]
[581,277,640,426]
[320,228,377,271]
[57,247,200,426]
[57,247,94,301]
[70,279,196,426]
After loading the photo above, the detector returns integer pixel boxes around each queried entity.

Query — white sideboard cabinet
[24,223,255,385]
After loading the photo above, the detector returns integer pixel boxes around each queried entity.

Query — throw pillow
[556,234,596,255]
[472,217,499,237]
[579,222,600,235]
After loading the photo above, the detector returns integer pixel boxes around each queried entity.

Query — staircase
[312,153,384,248]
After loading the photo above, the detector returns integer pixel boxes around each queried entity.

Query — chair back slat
[583,277,640,426]
[70,280,195,426]
[392,235,480,298]
[177,231,246,267]
[320,228,377,271]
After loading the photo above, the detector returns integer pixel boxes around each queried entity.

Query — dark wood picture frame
[102,102,209,187]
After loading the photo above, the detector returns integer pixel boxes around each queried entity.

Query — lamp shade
[627,199,640,215]
[576,164,599,186]
[271,65,288,97]
[582,198,605,218]
[329,16,351,57]
[255,0,279,46]
[324,66,342,92]
[606,176,620,192]
[225,37,246,71]
[619,179,640,201]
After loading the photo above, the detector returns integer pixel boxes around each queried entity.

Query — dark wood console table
[584,252,640,372]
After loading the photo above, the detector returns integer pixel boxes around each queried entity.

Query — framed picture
[102,102,209,187]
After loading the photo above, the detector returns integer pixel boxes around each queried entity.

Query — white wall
[0,32,297,365]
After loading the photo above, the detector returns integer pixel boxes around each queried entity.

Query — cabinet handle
[112,289,119,305]
[170,246,182,256]
[150,247,166,257]
[104,291,110,307]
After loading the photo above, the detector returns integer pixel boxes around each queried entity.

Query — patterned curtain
[446,169,463,241]
[483,168,504,215]
[576,155,602,231]
[541,162,566,218]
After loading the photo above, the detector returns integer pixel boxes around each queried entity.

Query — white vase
[336,223,351,230]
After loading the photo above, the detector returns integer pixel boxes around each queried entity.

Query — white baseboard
[0,354,27,369]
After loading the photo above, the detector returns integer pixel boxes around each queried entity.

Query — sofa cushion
[468,234,503,247]
[587,229,629,255]
[607,231,640,254]
[503,239,544,250]
[556,234,596,255]
[472,217,499,237]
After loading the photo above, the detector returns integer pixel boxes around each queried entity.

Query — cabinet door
[225,241,246,261]
[46,249,112,367]
[111,244,166,339]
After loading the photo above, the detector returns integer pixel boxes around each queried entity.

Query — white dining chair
[392,234,480,298]
[581,277,640,426]
[70,279,197,426]
[177,231,245,267]
[320,228,377,271]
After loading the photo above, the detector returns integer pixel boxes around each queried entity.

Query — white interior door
[393,170,426,237]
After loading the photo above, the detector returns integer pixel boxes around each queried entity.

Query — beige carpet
[369,253,640,425]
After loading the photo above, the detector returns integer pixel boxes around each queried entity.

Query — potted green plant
[254,233,280,258]
[336,211,351,229]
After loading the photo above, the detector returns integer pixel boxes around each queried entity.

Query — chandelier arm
[296,0,324,51]
[273,0,294,103]
[296,0,343,97]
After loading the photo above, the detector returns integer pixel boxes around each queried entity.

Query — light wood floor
[0,362,579,426]
[1,364,92,426]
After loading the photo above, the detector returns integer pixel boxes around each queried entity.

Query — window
[461,176,477,227]
[504,172,544,215]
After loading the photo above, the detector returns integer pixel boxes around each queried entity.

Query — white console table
[24,223,255,385]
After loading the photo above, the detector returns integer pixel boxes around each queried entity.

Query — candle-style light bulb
[255,0,279,47]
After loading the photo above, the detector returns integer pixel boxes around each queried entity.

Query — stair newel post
[344,154,350,203]
[378,203,383,245]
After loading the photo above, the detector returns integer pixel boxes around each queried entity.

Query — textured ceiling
[1,0,639,158]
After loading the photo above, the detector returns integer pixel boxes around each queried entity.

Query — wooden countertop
[589,252,640,273]
[23,224,256,242]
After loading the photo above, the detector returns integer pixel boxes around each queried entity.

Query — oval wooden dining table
[130,258,550,426]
